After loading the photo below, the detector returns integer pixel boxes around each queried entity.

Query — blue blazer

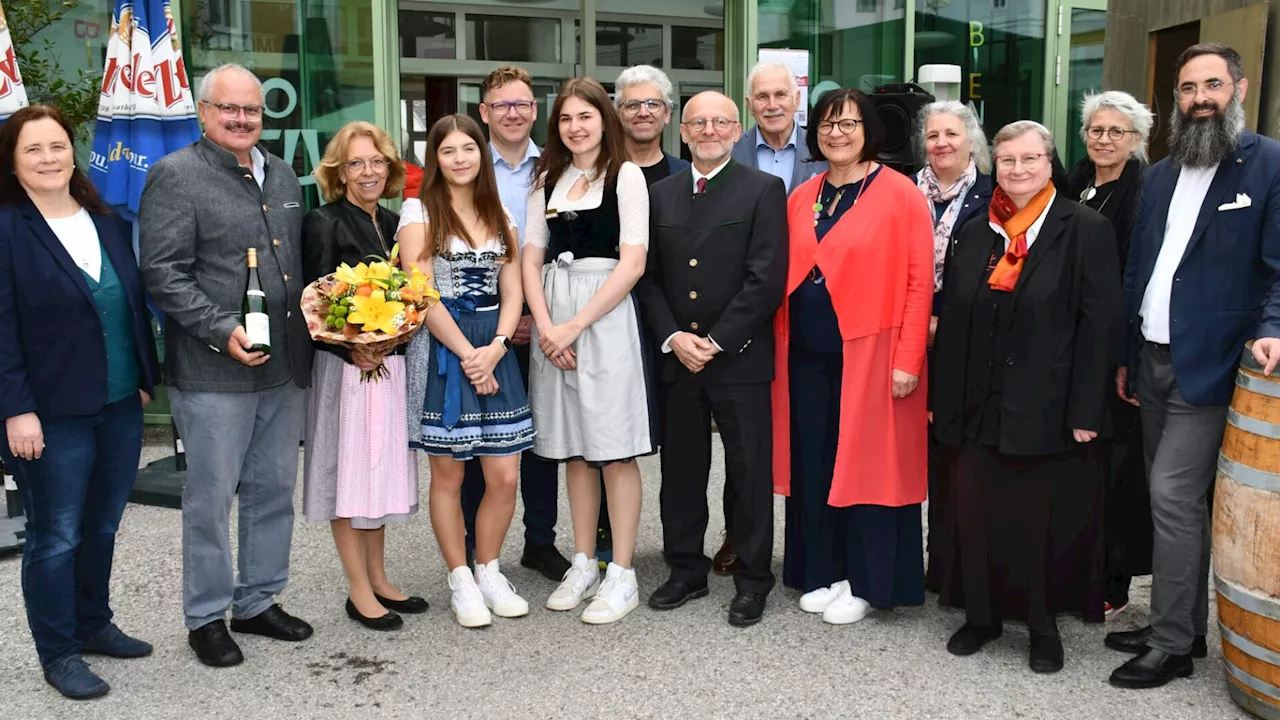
[1122,130,1280,406]
[663,152,690,176]
[0,199,158,421]
[730,125,827,193]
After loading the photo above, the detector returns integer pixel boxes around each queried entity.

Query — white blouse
[523,161,649,250]
[46,208,102,282]
[395,197,513,255]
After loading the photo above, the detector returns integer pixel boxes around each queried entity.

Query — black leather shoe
[375,594,429,614]
[947,623,1003,656]
[188,620,244,667]
[1029,634,1064,674]
[230,604,313,641]
[648,578,710,610]
[345,599,403,631]
[520,544,572,582]
[1109,647,1193,689]
[1105,625,1208,659]
[728,591,767,627]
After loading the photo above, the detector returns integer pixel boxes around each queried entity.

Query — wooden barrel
[1215,347,1280,720]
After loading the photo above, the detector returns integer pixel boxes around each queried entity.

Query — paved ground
[0,435,1253,720]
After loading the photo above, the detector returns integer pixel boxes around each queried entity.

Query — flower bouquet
[301,244,440,381]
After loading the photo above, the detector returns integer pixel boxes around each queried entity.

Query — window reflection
[466,15,561,63]
[592,23,663,67]
[399,11,455,59]
[672,26,723,71]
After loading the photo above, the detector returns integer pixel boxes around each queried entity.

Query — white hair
[993,120,1055,157]
[198,64,264,103]
[746,60,798,97]
[614,64,675,107]
[1079,90,1154,163]
[916,100,992,174]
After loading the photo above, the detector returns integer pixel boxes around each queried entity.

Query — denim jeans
[4,395,143,669]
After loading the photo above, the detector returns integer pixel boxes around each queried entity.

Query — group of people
[2,41,1278,703]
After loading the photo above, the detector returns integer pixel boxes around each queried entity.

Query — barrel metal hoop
[1228,408,1280,440]
[1217,575,1280,622]
[1226,682,1280,720]
[1226,658,1280,703]
[1238,370,1280,399]
[1219,454,1280,493]
[1221,621,1280,667]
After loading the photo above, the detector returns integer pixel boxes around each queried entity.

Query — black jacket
[931,196,1122,456]
[637,160,788,384]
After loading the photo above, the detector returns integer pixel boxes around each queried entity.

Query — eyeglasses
[487,100,535,117]
[682,117,738,132]
[1086,126,1138,141]
[345,158,388,174]
[817,119,862,135]
[994,152,1048,171]
[203,101,264,120]
[1176,79,1235,99]
[619,99,667,116]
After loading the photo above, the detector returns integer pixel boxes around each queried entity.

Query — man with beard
[731,61,826,194]
[139,64,313,666]
[1109,43,1280,689]
[638,91,787,626]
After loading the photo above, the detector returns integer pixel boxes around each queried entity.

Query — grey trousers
[170,384,307,630]
[1136,342,1227,655]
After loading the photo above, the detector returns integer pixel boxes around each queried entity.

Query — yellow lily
[334,262,371,288]
[347,290,406,335]
[365,261,394,282]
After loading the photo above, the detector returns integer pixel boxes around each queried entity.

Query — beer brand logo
[117,8,134,45]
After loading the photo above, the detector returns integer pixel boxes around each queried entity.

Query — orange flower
[355,284,374,297]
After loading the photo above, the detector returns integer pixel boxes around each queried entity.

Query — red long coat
[771,167,934,507]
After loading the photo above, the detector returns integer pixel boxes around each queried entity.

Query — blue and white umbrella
[0,0,30,126]
[89,0,200,220]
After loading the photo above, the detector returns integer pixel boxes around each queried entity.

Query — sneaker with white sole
[822,583,872,625]
[581,563,639,625]
[474,559,530,618]
[1104,600,1129,621]
[546,552,600,611]
[799,580,850,614]
[448,566,492,628]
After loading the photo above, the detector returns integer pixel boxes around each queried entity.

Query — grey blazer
[139,137,311,392]
[730,125,828,194]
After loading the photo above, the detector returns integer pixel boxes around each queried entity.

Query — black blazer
[931,196,1122,456]
[0,199,158,421]
[637,160,788,384]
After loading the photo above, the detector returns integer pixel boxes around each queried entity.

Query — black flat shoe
[375,594,429,614]
[520,544,572,582]
[188,620,244,667]
[1109,647,1193,689]
[345,599,403,631]
[1105,625,1208,658]
[1029,634,1064,674]
[947,622,1003,656]
[230,604,313,642]
[647,578,709,610]
[728,591,767,627]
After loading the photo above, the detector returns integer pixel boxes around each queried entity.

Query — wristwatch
[495,335,511,351]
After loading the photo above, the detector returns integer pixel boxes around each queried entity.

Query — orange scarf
[986,184,1054,292]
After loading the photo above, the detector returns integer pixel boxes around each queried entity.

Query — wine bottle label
[245,312,270,347]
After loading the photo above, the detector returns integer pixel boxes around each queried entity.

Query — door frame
[1043,0,1107,154]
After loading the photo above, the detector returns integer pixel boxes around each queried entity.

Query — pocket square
[1218,193,1252,211]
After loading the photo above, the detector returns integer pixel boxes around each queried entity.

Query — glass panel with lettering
[465,15,561,63]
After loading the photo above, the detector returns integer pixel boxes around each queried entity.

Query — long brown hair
[0,105,109,213]
[534,77,627,191]
[418,114,516,263]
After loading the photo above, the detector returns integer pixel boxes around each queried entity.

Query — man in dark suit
[638,91,788,627]
[1109,43,1280,689]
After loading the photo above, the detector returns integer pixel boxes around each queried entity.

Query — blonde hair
[313,121,405,204]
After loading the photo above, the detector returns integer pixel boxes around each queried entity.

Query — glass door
[1044,0,1107,168]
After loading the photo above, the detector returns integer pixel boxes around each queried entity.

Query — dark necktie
[696,177,707,194]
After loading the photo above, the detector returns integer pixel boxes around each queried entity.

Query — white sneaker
[799,580,850,614]
[822,583,872,625]
[448,566,492,628]
[474,559,530,618]
[546,552,600,611]
[581,563,639,625]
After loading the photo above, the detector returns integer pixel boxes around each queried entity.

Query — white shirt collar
[692,156,732,191]
[989,190,1056,249]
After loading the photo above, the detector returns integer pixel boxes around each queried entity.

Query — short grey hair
[1079,90,1154,163]
[198,64,264,103]
[993,120,1055,159]
[746,61,798,97]
[614,64,674,108]
[916,101,991,174]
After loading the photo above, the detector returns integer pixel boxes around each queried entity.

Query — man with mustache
[638,91,787,626]
[731,61,827,194]
[139,63,313,667]
[1109,43,1280,689]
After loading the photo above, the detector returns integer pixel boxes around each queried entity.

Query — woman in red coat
[772,89,933,625]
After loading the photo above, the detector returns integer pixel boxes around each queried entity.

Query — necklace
[1079,180,1113,212]
[809,164,874,282]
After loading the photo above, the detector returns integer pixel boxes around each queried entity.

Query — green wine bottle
[242,248,271,354]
